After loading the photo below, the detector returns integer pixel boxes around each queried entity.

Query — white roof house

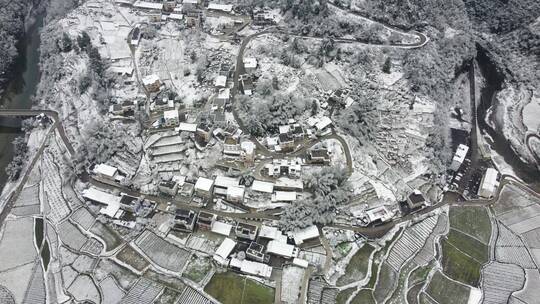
[213,237,236,265]
[230,258,272,278]
[272,191,297,202]
[227,186,245,199]
[93,164,118,178]
[315,116,333,131]
[290,225,320,245]
[82,188,123,218]
[450,144,469,171]
[266,240,298,258]
[215,75,227,87]
[364,206,393,224]
[244,58,257,69]
[208,3,233,12]
[293,258,309,268]
[168,13,184,20]
[478,168,499,198]
[178,123,197,132]
[251,180,274,193]
[218,88,230,101]
[142,74,160,86]
[164,109,179,120]
[195,177,214,193]
[133,1,164,10]
[259,225,281,239]
[211,221,233,236]
[214,176,240,189]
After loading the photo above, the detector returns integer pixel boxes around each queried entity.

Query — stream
[0,11,44,193]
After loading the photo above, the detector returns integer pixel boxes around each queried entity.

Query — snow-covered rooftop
[82,187,121,206]
[244,57,257,69]
[208,3,233,12]
[272,191,297,202]
[315,116,333,131]
[93,163,118,178]
[142,74,160,85]
[267,240,297,258]
[211,221,233,236]
[133,1,163,10]
[213,237,236,265]
[218,88,230,100]
[164,109,179,120]
[215,75,227,87]
[230,258,272,278]
[251,180,274,193]
[214,176,239,189]
[227,186,245,198]
[290,225,320,245]
[293,258,309,268]
[178,123,197,132]
[195,177,214,192]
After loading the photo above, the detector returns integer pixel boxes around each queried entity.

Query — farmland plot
[425,271,470,304]
[0,285,15,304]
[412,214,448,266]
[120,278,164,304]
[134,230,190,272]
[81,238,104,255]
[62,266,78,287]
[11,184,40,216]
[449,207,491,244]
[117,245,150,272]
[336,244,374,286]
[481,262,525,304]
[95,259,139,290]
[58,220,88,251]
[90,221,123,251]
[510,269,540,304]
[72,254,98,273]
[70,207,96,231]
[386,216,438,272]
[22,261,46,304]
[42,151,70,223]
[0,217,37,271]
[100,276,126,304]
[67,274,101,303]
[0,262,35,304]
[177,286,216,304]
[492,184,536,215]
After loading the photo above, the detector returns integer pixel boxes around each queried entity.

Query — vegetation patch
[449,207,491,243]
[408,264,433,287]
[182,256,212,284]
[446,229,489,263]
[350,289,375,304]
[204,272,274,304]
[336,287,356,304]
[116,245,149,272]
[337,244,374,286]
[90,221,123,251]
[441,240,482,286]
[426,271,470,304]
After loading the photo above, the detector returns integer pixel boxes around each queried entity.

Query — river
[0,11,44,193]
[476,45,540,187]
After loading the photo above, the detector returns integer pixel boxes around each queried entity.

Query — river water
[0,13,44,192]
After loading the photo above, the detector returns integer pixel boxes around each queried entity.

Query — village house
[185,10,203,27]
[163,0,176,11]
[158,180,178,196]
[82,188,123,219]
[119,194,140,213]
[227,186,245,204]
[179,182,195,197]
[208,3,233,13]
[195,177,214,197]
[278,133,295,151]
[229,258,272,278]
[92,163,124,183]
[478,168,499,198]
[290,225,320,245]
[213,176,240,197]
[142,74,161,92]
[196,123,212,142]
[265,159,302,178]
[307,147,331,165]
[215,75,227,88]
[182,0,200,12]
[213,237,236,265]
[197,211,216,230]
[211,221,233,236]
[154,97,174,111]
[275,178,304,192]
[217,88,230,104]
[223,136,241,156]
[272,191,297,203]
[450,144,469,172]
[240,141,256,166]
[235,222,258,240]
[173,208,197,232]
[243,57,258,73]
[163,109,180,127]
[407,189,427,210]
[358,206,394,226]
[219,63,234,78]
[239,74,254,96]
[246,242,268,263]
[266,240,299,259]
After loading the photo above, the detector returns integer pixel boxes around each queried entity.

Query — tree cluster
[279,166,350,230]
[0,0,37,89]
[5,136,29,181]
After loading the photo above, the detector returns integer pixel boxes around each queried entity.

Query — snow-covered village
[0,0,539,304]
